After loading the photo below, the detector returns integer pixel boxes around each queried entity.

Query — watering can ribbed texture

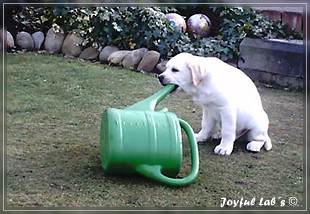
[100,84,199,186]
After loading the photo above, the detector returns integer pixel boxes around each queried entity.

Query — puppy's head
[158,53,207,91]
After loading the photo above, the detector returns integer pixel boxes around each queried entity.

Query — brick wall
[252,7,303,33]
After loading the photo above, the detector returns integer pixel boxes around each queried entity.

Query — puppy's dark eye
[172,68,179,73]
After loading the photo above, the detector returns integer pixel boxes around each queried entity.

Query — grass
[5,52,304,209]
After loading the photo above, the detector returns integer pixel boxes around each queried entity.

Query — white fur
[158,53,272,155]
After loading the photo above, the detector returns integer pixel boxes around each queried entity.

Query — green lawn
[5,52,304,210]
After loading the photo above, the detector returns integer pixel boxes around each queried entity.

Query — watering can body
[100,108,182,176]
[100,84,199,186]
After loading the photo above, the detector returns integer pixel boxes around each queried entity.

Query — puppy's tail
[264,135,272,151]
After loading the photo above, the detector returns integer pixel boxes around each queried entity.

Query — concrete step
[238,37,304,89]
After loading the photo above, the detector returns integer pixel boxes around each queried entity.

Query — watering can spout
[125,84,176,111]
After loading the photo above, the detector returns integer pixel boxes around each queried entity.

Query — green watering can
[99,84,199,186]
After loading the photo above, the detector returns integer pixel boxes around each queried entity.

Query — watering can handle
[136,119,199,186]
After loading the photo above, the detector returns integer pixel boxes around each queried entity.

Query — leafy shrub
[174,6,302,60]
[11,6,303,60]
[51,7,183,56]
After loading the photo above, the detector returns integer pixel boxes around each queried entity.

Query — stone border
[1,27,167,74]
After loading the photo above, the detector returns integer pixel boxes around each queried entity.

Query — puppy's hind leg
[246,140,265,152]
[264,134,272,151]
[246,130,272,152]
[246,112,272,152]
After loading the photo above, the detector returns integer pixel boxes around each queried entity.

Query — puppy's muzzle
[158,74,166,86]
[158,74,179,92]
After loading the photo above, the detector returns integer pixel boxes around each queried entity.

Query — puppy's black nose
[158,75,166,86]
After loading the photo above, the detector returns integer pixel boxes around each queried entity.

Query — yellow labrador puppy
[158,53,272,155]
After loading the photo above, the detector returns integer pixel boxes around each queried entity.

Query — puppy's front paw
[214,144,233,155]
[194,133,208,142]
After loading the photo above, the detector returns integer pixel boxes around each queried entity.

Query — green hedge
[13,6,303,60]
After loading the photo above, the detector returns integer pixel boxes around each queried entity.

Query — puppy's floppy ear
[187,58,207,86]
